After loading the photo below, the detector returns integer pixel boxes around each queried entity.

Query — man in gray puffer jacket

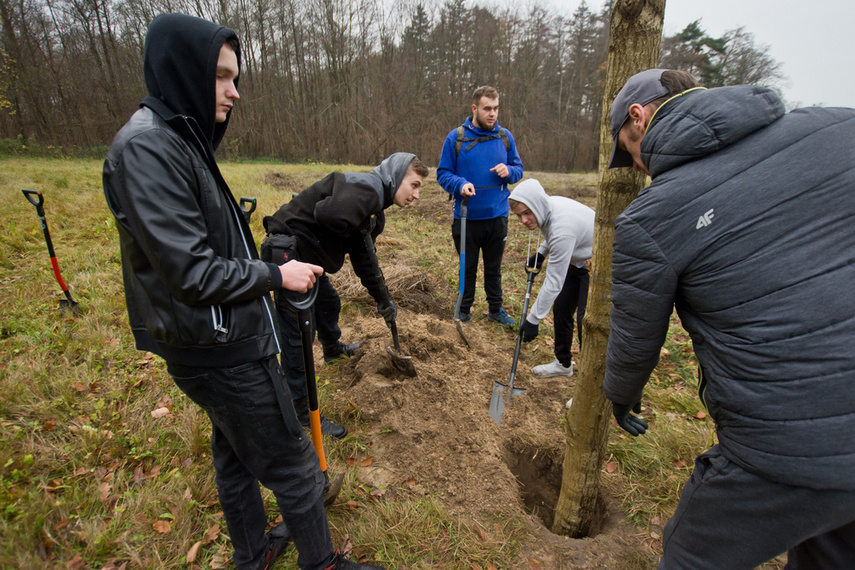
[604,68,855,568]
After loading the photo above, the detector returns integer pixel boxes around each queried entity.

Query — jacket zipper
[211,305,228,334]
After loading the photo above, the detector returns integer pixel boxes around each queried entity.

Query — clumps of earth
[312,266,652,568]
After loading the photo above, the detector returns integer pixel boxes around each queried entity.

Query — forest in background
[0,0,785,170]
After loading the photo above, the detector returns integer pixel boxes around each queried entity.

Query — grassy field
[1,156,773,569]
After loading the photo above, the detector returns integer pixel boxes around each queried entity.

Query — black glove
[520,320,539,343]
[377,299,397,327]
[527,252,545,270]
[612,401,648,436]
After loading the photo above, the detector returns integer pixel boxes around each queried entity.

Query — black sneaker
[322,341,361,363]
[323,550,385,570]
[456,311,471,323]
[293,398,348,440]
[256,522,291,570]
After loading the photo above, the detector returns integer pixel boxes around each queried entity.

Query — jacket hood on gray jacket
[345,152,415,209]
[142,13,240,151]
[510,179,553,234]
[643,85,785,178]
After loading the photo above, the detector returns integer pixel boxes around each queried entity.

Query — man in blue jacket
[605,68,855,569]
[437,85,524,326]
[103,13,383,570]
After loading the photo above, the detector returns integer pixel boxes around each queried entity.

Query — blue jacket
[437,117,523,220]
[603,85,855,492]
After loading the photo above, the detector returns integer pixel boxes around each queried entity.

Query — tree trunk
[551,0,664,538]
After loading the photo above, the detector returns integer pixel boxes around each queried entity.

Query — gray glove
[612,401,648,436]
[377,299,397,327]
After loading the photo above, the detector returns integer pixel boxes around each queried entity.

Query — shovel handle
[239,196,256,224]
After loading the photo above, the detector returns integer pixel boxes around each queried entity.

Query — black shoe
[293,398,348,439]
[256,522,291,570]
[456,311,471,323]
[323,341,361,363]
[323,550,385,570]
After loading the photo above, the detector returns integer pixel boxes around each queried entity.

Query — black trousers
[452,216,508,314]
[553,264,589,367]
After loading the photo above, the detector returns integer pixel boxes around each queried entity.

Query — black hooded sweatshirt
[264,152,415,303]
[103,13,283,367]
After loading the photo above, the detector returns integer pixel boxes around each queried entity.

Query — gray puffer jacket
[603,85,855,491]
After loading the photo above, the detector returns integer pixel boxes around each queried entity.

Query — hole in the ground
[504,439,607,536]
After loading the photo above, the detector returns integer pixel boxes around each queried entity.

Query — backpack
[454,125,510,156]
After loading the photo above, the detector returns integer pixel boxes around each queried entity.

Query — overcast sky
[507,0,854,109]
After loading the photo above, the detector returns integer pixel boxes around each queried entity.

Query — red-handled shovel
[22,189,80,316]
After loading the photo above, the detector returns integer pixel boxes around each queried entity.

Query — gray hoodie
[510,179,595,324]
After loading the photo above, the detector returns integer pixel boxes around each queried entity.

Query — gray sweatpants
[659,445,855,569]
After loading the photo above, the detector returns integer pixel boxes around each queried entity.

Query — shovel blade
[454,319,471,348]
[323,471,345,508]
[387,346,417,377]
[59,298,81,316]
[489,382,506,425]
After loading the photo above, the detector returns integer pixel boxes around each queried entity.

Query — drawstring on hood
[142,13,240,151]
[345,152,415,209]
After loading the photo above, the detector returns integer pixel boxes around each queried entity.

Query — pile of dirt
[322,308,650,568]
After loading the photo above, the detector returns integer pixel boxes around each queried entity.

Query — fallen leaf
[606,462,617,473]
[472,524,487,541]
[72,383,88,392]
[369,488,386,499]
[204,524,221,543]
[52,519,71,531]
[529,560,544,570]
[673,458,687,469]
[152,520,171,534]
[345,500,360,510]
[98,482,112,502]
[695,411,707,420]
[345,457,356,466]
[186,541,202,563]
[360,456,374,467]
[67,553,85,569]
[42,419,58,431]
[150,407,170,419]
[405,477,416,487]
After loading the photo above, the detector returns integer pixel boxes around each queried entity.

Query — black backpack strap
[454,125,465,156]
[455,127,511,155]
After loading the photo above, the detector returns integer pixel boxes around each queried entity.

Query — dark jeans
[276,274,342,401]
[452,216,508,314]
[659,445,855,569]
[553,264,589,367]
[167,356,335,570]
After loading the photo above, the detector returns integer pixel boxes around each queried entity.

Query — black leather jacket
[104,106,282,367]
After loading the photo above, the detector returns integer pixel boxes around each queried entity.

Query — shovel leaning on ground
[22,189,80,316]
[452,195,471,348]
[489,237,541,425]
[360,229,417,377]
[282,285,344,507]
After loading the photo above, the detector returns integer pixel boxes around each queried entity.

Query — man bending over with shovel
[263,153,428,438]
[509,179,594,378]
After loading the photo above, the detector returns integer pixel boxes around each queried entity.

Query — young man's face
[472,96,499,130]
[511,202,538,230]
[215,44,240,123]
[393,169,424,208]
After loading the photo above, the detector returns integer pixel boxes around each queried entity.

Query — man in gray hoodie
[509,179,594,378]
[605,68,855,568]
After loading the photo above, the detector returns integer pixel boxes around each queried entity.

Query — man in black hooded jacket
[103,12,384,570]
[263,153,427,439]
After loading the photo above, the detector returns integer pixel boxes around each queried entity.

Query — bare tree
[551,0,664,538]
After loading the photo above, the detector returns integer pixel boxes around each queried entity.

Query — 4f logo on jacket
[696,208,715,229]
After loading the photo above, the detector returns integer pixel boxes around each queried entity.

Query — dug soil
[319,293,655,568]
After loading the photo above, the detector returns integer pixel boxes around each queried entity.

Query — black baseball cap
[608,68,670,169]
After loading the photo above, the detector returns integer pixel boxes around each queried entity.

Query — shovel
[360,230,417,377]
[239,196,257,224]
[22,189,80,316]
[489,232,542,425]
[283,285,344,507]
[453,195,471,348]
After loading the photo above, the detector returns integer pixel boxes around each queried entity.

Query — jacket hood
[510,179,553,232]
[643,85,785,178]
[142,13,240,150]
[345,152,415,209]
